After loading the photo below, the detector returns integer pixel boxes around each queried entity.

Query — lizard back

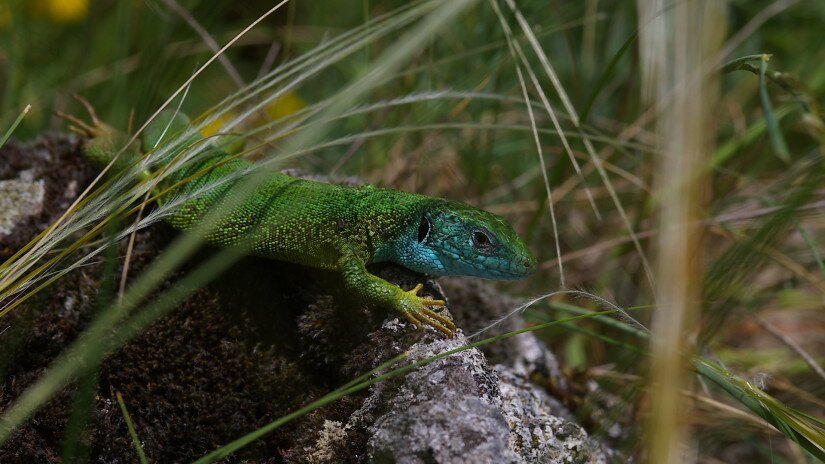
[158,150,429,271]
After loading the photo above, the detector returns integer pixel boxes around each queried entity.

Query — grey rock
[0,177,45,237]
[496,366,605,463]
[439,277,569,393]
[358,337,521,464]
[340,331,606,464]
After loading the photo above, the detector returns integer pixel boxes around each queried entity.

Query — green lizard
[61,104,536,336]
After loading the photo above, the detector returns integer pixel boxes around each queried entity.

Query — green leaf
[758,55,791,162]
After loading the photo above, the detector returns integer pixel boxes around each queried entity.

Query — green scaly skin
[69,109,536,336]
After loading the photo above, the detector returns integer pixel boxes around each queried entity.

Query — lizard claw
[55,94,106,138]
[399,283,456,337]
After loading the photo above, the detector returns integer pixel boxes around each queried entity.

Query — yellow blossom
[31,0,89,23]
[265,91,306,121]
[199,112,235,138]
[0,4,11,29]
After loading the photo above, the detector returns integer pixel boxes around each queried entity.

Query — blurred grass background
[1,0,824,461]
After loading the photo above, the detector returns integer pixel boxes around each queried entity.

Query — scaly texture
[77,109,536,335]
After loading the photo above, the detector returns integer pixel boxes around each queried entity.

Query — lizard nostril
[523,259,531,268]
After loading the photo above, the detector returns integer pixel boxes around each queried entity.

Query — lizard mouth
[501,260,536,279]
[498,253,537,279]
[523,253,537,276]
[456,253,536,280]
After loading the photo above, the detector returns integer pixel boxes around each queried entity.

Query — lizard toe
[419,307,456,332]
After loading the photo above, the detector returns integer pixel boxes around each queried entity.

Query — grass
[0,103,28,149]
[116,391,149,464]
[1,0,825,461]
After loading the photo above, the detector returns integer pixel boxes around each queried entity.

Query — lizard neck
[369,196,446,275]
[365,192,440,272]
[375,227,447,275]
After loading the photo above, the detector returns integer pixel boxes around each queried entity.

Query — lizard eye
[417,216,431,243]
[472,230,492,247]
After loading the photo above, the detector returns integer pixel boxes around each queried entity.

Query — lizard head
[392,199,537,280]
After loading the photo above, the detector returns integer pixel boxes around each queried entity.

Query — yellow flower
[0,5,11,29]
[196,111,246,155]
[265,91,306,121]
[31,0,89,23]
[199,112,235,138]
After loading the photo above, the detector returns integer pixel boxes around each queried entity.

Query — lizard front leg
[338,252,456,336]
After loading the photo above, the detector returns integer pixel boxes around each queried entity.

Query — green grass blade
[580,31,637,123]
[758,56,791,162]
[694,358,825,460]
[720,54,768,74]
[59,372,98,463]
[0,104,30,150]
[59,229,118,462]
[712,105,792,167]
[116,392,149,464]
[525,311,647,355]
[795,223,825,279]
[539,300,651,338]
[533,300,825,457]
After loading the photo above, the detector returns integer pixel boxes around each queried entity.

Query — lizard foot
[398,283,456,337]
[55,94,106,138]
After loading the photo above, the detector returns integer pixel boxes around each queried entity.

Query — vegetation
[1,0,824,461]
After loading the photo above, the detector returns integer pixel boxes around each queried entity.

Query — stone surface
[0,133,94,259]
[361,337,521,464]
[0,177,45,237]
[496,366,606,463]
[353,335,606,464]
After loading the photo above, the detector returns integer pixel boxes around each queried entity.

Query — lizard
[59,102,536,336]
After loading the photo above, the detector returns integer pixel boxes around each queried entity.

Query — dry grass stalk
[645,1,726,462]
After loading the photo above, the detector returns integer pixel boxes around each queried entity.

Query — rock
[0,133,610,463]
[496,366,605,463]
[439,277,570,394]
[0,133,94,259]
[0,177,45,237]
[361,337,521,464]
[334,333,604,464]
